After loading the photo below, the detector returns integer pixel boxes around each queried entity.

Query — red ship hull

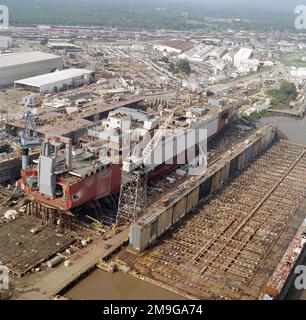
[21,106,237,211]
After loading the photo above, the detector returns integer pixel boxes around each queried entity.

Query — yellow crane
[85,215,105,230]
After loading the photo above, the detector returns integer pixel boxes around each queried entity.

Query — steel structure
[116,97,182,224]
[116,169,147,224]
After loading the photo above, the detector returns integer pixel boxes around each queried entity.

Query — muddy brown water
[65,115,306,300]
[64,269,184,300]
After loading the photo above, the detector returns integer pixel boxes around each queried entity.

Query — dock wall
[0,153,38,185]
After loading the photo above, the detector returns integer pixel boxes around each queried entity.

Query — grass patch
[241,111,274,121]
[278,50,306,67]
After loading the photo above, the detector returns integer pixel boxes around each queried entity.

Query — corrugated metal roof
[0,51,61,69]
[234,48,253,62]
[47,42,80,48]
[160,39,195,52]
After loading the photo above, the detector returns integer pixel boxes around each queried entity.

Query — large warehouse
[233,48,253,69]
[0,51,63,86]
[47,42,82,52]
[153,39,195,54]
[14,68,95,94]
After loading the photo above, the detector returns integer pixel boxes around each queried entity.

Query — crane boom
[116,103,182,224]
[141,103,180,163]
[20,111,42,170]
[20,111,41,148]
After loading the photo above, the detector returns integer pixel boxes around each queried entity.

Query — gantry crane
[20,111,42,170]
[116,99,183,224]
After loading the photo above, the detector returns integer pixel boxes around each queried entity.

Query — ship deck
[146,123,256,206]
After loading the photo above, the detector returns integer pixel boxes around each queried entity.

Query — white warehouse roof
[234,48,253,68]
[15,68,94,88]
[235,48,253,61]
[0,51,61,69]
[47,42,80,49]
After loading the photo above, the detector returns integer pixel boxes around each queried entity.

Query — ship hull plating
[21,107,237,211]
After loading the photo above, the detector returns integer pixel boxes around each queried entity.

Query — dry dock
[124,139,306,300]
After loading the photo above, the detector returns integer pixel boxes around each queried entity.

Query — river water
[65,115,306,300]
[65,269,184,300]
[258,116,306,144]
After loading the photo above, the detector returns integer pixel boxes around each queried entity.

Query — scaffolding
[116,169,147,224]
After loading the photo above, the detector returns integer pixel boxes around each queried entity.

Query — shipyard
[0,0,306,304]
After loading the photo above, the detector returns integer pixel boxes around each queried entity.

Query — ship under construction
[20,101,237,225]
[1,97,305,301]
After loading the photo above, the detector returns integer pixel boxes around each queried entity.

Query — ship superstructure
[20,103,237,214]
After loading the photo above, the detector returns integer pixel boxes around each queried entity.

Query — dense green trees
[6,0,294,32]
[268,81,297,107]
[166,59,192,76]
[40,39,48,45]
[159,56,169,64]
[176,59,191,75]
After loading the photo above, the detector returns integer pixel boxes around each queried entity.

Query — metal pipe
[66,138,72,170]
[22,148,29,170]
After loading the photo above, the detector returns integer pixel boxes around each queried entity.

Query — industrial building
[47,42,82,51]
[0,36,10,49]
[233,48,260,73]
[14,68,95,94]
[291,67,306,78]
[208,46,228,59]
[0,51,63,86]
[179,45,227,62]
[233,48,253,69]
[153,39,195,54]
[179,45,215,62]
